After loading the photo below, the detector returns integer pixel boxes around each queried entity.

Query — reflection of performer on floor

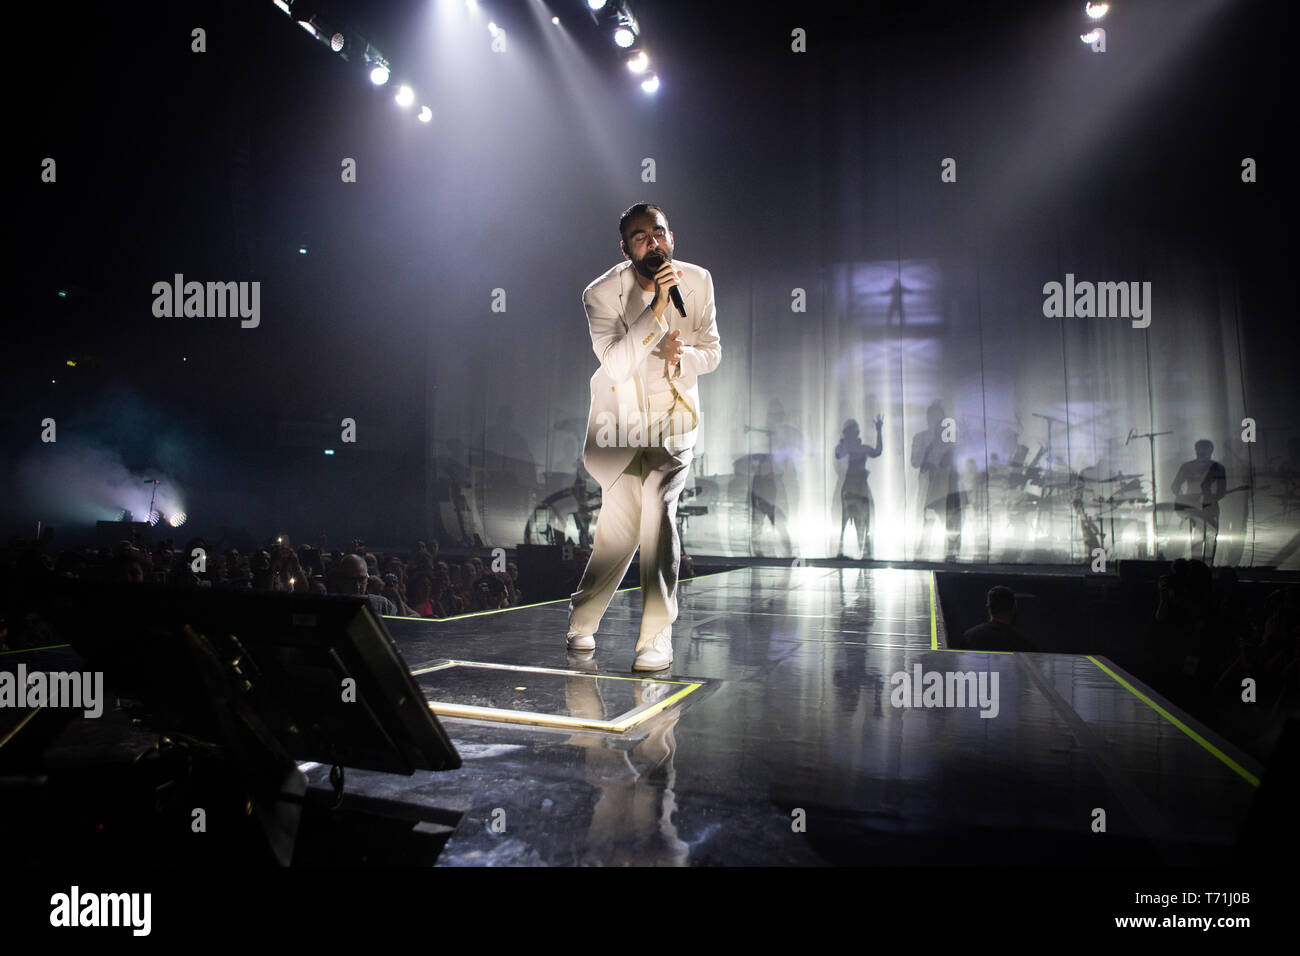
[835,415,882,559]
[1171,439,1227,563]
[910,400,961,560]
[563,670,689,865]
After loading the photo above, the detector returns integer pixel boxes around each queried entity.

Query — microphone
[650,253,687,318]
[1125,428,1135,446]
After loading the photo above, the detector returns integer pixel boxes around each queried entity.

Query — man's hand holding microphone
[649,254,685,366]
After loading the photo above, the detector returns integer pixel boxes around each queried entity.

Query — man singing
[566,203,722,670]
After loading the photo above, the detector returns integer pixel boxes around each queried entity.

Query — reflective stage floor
[312,566,1264,866]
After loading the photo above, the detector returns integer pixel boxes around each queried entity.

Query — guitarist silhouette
[1170,439,1237,563]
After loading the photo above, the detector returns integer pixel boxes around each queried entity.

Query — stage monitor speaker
[42,578,460,775]
[8,580,462,866]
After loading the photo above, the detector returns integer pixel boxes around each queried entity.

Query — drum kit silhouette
[991,444,1247,559]
[1070,470,1258,558]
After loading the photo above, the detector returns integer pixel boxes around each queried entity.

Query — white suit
[580,259,721,487]
[568,258,721,649]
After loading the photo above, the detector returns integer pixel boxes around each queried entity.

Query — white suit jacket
[581,259,722,489]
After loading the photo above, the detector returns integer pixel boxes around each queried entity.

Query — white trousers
[568,429,693,652]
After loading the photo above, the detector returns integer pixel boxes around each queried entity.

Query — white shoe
[633,627,673,671]
[567,631,595,651]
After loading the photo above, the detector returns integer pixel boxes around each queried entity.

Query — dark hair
[619,202,668,246]
[1195,439,1214,454]
[987,585,1016,616]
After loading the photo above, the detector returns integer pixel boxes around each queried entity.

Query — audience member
[962,585,1031,651]
[335,553,398,617]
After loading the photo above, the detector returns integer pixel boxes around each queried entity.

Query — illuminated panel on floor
[410,660,704,733]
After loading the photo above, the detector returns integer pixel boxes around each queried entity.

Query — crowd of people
[1148,559,1299,753]
[0,534,533,651]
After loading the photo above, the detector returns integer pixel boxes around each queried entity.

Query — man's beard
[634,248,672,280]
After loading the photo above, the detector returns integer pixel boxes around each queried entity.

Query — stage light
[1085,2,1110,18]
[299,246,308,254]
[298,19,318,37]
[362,40,391,83]
[612,8,639,48]
[418,105,433,122]
[395,84,415,107]
[552,16,560,26]
[588,0,608,10]
[58,290,67,297]
[147,509,161,527]
[325,449,335,455]
[330,32,345,53]
[488,21,499,35]
[1080,29,1102,44]
[627,50,648,73]
[169,511,187,528]
[641,73,659,94]
[273,0,291,14]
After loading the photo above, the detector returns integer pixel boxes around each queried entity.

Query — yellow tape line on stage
[0,706,44,750]
[1087,655,1260,788]
[929,572,938,651]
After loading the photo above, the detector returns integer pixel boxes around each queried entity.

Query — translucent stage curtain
[421,21,1292,569]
